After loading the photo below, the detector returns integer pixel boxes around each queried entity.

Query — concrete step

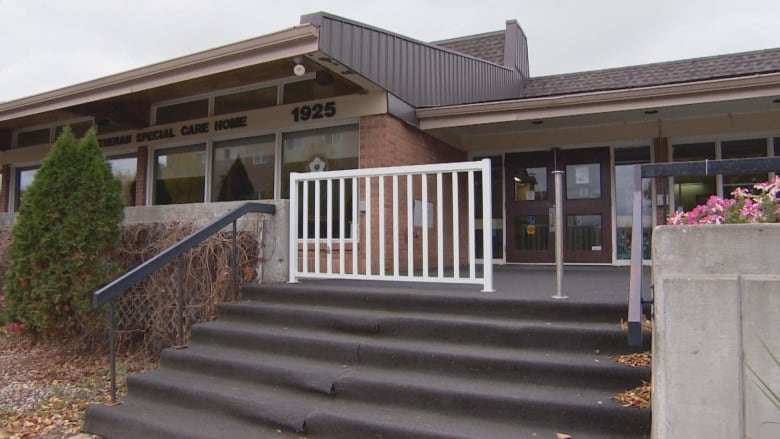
[187,322,648,392]
[218,299,646,354]
[241,281,633,323]
[85,281,651,438]
[84,393,302,439]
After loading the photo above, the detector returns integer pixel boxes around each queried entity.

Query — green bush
[3,127,124,338]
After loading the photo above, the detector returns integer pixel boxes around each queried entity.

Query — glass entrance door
[505,151,554,262]
[505,148,613,263]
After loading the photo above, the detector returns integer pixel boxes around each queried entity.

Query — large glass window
[614,146,652,260]
[108,156,138,206]
[721,138,768,196]
[282,125,359,196]
[16,129,50,148]
[672,142,717,211]
[155,99,209,125]
[15,167,39,210]
[154,144,206,205]
[55,120,93,140]
[283,125,359,238]
[214,86,277,116]
[282,74,361,105]
[212,135,275,201]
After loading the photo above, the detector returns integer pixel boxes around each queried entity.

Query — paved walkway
[301,264,653,304]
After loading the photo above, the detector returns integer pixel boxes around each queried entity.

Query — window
[212,135,275,201]
[108,156,138,206]
[282,125,359,197]
[154,144,206,205]
[283,125,359,238]
[155,99,209,125]
[282,74,361,105]
[55,120,93,140]
[614,146,652,260]
[672,142,717,211]
[15,167,39,210]
[567,215,602,252]
[566,163,601,199]
[14,119,95,148]
[16,129,50,148]
[214,86,277,116]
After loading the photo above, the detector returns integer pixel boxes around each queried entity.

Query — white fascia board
[0,24,320,123]
[417,72,780,130]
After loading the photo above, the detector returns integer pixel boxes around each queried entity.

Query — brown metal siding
[317,15,523,107]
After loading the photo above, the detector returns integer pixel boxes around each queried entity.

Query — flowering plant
[667,176,780,225]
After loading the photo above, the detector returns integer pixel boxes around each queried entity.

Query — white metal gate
[288,159,493,292]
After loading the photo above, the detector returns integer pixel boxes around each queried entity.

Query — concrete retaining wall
[653,224,780,439]
[0,200,290,284]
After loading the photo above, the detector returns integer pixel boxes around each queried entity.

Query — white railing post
[452,172,460,279]
[289,161,493,291]
[406,174,414,278]
[288,173,299,283]
[480,159,494,292]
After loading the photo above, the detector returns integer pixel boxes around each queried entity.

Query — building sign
[95,93,386,149]
[98,116,249,148]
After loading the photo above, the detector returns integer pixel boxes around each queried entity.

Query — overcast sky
[2,0,780,102]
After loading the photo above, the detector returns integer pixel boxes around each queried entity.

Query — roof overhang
[417,72,780,130]
[0,24,320,123]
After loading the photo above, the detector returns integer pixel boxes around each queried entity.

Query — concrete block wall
[652,224,780,439]
[125,200,289,284]
[0,200,289,283]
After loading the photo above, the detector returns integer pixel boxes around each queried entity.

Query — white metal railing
[289,159,493,292]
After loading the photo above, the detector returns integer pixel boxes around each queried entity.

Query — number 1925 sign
[291,101,336,122]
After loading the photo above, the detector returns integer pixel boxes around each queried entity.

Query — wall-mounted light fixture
[293,56,306,77]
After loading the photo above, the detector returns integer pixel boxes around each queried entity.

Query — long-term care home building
[1,11,779,266]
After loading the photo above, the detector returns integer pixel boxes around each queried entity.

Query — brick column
[654,137,669,225]
[0,164,10,213]
[135,146,148,206]
[358,114,468,274]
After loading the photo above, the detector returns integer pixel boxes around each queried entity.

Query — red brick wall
[357,114,468,275]
[654,137,669,225]
[135,146,148,206]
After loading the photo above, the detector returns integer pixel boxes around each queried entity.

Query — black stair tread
[126,367,646,439]
[218,300,636,353]
[160,343,351,394]
[194,319,647,383]
[242,282,629,318]
[125,367,328,432]
[84,394,302,439]
[221,299,624,332]
[306,397,647,439]
[163,341,643,407]
[337,363,637,407]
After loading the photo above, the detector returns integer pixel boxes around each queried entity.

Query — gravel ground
[0,330,154,439]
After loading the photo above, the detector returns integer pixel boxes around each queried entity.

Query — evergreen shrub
[3,127,124,338]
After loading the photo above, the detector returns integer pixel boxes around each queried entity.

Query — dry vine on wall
[113,222,259,358]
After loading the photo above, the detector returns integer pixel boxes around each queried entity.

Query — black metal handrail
[92,202,276,403]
